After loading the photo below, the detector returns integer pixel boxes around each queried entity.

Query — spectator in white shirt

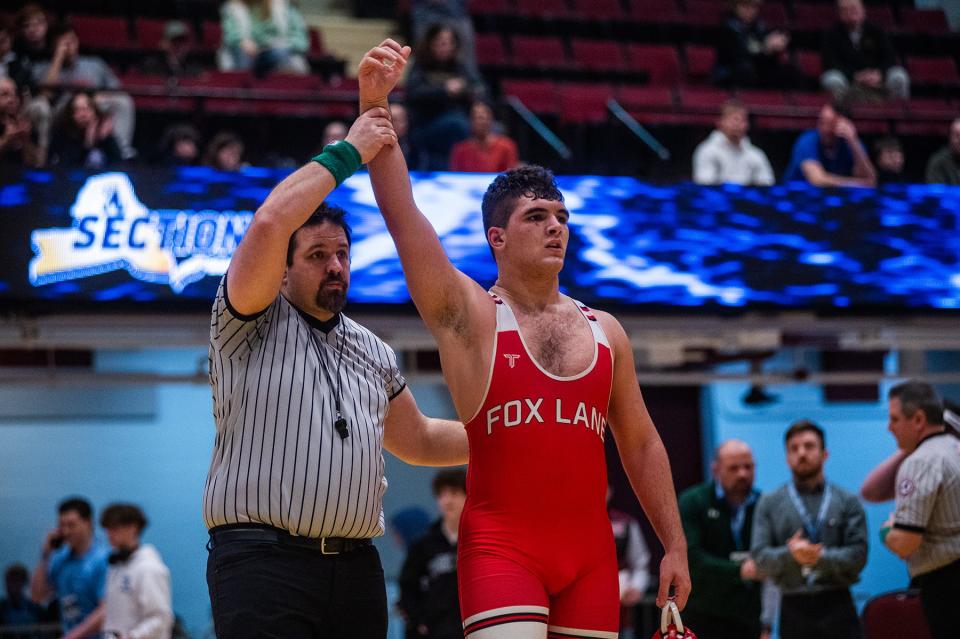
[100,504,173,639]
[693,100,774,186]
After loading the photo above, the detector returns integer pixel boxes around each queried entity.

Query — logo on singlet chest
[485,397,606,440]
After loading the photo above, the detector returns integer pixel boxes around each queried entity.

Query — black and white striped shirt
[894,432,960,576]
[202,277,406,538]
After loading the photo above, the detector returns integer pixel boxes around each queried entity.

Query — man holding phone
[30,497,109,639]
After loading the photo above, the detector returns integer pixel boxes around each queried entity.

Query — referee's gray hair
[889,380,944,425]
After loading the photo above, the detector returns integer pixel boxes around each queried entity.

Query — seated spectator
[0,564,45,627]
[156,123,201,166]
[0,75,38,166]
[406,23,486,171]
[449,101,519,173]
[782,103,876,187]
[12,3,50,80]
[411,0,478,77]
[390,101,412,161]
[925,117,960,186]
[140,20,204,79]
[204,131,245,171]
[821,0,909,101]
[714,0,797,89]
[48,90,123,168]
[15,4,50,158]
[873,136,904,184]
[321,120,347,147]
[32,22,136,160]
[693,99,774,186]
[218,0,309,76]
[1,21,32,90]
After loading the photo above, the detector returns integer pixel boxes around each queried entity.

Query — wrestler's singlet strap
[490,293,609,349]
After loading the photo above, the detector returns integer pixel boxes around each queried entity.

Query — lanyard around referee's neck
[787,482,832,544]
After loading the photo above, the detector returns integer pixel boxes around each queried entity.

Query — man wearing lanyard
[680,440,765,639]
[751,420,867,639]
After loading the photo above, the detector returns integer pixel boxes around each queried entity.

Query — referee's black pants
[915,558,960,639]
[206,535,387,638]
[779,588,861,639]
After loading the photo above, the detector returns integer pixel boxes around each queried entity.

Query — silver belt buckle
[321,538,340,555]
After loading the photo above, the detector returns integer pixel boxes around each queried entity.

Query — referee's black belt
[208,524,372,555]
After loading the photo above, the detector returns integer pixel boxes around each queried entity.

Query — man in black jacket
[714,0,797,89]
[399,469,467,639]
[821,0,909,100]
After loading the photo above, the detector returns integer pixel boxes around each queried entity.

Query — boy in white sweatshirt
[100,504,173,639]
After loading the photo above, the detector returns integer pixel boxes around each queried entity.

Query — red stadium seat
[180,71,251,89]
[308,27,325,56]
[501,79,560,115]
[792,4,835,32]
[559,83,614,124]
[795,50,823,81]
[907,56,960,86]
[626,0,682,23]
[475,33,508,66]
[571,0,624,20]
[861,590,932,639]
[201,21,222,53]
[678,86,732,112]
[69,14,133,50]
[737,89,788,108]
[907,97,956,117]
[865,6,896,32]
[626,44,681,86]
[616,85,674,109]
[516,0,571,20]
[134,18,173,51]
[901,8,950,35]
[760,2,789,30]
[791,92,828,110]
[571,39,626,72]
[251,74,323,92]
[683,0,727,26]
[684,45,716,85]
[468,0,512,17]
[756,115,816,131]
[510,35,569,69]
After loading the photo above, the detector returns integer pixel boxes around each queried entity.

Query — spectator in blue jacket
[782,103,876,187]
[30,497,110,639]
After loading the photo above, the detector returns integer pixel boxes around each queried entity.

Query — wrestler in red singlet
[458,294,620,639]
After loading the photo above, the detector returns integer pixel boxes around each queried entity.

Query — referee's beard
[316,277,347,314]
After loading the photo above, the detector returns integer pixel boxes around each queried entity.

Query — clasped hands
[787,529,823,568]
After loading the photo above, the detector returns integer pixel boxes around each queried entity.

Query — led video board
[1,167,958,312]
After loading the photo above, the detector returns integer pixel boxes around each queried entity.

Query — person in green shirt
[679,440,766,639]
[218,0,309,76]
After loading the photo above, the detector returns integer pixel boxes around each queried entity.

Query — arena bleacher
[3,0,956,179]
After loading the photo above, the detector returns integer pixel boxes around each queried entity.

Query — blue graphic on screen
[1,167,959,311]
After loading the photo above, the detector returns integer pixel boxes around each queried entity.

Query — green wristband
[312,140,362,186]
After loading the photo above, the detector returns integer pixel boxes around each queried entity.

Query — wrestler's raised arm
[359,40,492,344]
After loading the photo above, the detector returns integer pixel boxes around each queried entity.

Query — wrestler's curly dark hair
[480,165,564,235]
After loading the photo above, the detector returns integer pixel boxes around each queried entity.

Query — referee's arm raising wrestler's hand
[382,387,468,466]
[600,311,691,610]
[226,109,397,316]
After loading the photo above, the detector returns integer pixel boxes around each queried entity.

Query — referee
[202,107,469,639]
[883,380,960,639]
